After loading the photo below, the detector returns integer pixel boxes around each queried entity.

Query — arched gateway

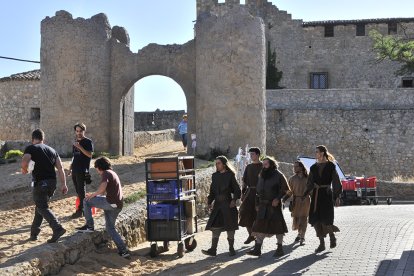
[40,4,266,157]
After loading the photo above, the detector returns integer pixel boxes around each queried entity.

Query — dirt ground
[0,140,188,274]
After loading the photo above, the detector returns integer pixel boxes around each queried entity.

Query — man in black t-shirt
[21,129,68,243]
[68,123,94,218]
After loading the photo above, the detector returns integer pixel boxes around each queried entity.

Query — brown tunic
[287,174,310,218]
[239,162,262,227]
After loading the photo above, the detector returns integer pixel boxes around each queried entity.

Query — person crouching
[202,156,241,257]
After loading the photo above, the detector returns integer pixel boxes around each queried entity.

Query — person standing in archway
[239,147,263,245]
[68,123,94,219]
[177,114,188,150]
[304,145,342,253]
[284,160,310,246]
[202,156,241,257]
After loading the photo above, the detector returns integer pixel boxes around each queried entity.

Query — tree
[370,29,414,75]
[266,41,283,89]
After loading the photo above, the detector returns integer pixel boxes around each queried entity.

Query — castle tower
[195,6,267,156]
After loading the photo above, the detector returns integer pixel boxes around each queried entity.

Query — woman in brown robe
[304,145,342,253]
[239,147,263,244]
[202,156,241,257]
[247,157,289,257]
[285,160,310,245]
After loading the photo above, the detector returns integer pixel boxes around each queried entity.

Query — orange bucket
[75,197,97,215]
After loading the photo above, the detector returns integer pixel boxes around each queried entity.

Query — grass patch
[124,189,146,204]
[93,152,120,159]
[197,161,215,169]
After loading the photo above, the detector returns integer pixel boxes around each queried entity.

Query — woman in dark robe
[304,145,342,253]
[247,157,289,257]
[202,156,241,257]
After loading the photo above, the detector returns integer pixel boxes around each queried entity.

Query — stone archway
[40,6,266,157]
[109,41,196,155]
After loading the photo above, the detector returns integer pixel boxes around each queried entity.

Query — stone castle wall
[0,80,41,141]
[134,110,185,131]
[266,89,414,180]
[197,0,414,89]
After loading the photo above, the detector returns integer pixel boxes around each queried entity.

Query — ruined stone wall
[195,6,266,157]
[0,80,41,141]
[134,110,185,131]
[266,89,414,180]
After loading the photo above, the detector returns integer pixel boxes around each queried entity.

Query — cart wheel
[177,242,185,258]
[373,199,379,205]
[387,198,392,205]
[184,238,197,252]
[366,199,371,205]
[150,243,158,258]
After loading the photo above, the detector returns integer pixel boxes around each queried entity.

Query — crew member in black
[21,129,68,243]
[69,123,94,218]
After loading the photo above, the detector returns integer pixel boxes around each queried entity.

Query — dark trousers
[181,133,188,147]
[31,179,62,236]
[72,172,86,211]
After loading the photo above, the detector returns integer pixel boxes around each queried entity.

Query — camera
[85,172,92,185]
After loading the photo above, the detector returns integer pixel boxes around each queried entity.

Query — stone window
[356,24,365,36]
[310,73,328,89]
[324,25,334,37]
[388,22,397,35]
[402,77,413,88]
[30,108,40,120]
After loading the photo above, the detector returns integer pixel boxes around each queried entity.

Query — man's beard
[262,167,275,179]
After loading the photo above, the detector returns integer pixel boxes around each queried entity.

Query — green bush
[4,150,23,160]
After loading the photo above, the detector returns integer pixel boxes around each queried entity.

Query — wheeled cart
[145,156,198,258]
[341,177,392,205]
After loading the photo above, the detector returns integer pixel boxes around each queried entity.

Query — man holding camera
[69,123,94,219]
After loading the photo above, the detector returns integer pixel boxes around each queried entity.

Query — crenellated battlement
[196,0,298,25]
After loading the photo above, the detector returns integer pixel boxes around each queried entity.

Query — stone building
[0,0,413,179]
[0,70,41,141]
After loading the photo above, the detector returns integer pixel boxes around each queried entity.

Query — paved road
[148,205,414,276]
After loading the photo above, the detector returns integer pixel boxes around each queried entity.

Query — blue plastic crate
[148,203,185,220]
[147,180,180,194]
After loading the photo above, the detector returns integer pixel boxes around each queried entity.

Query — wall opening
[30,107,40,120]
[134,75,187,132]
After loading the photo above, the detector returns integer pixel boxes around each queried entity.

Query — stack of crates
[145,157,197,242]
[341,179,358,203]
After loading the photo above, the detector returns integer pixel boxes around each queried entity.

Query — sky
[1,0,414,111]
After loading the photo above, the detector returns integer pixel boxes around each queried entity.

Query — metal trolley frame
[145,156,198,258]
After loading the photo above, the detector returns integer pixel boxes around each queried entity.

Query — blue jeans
[83,196,127,253]
[181,133,187,147]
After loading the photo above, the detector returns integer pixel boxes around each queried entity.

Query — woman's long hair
[316,145,335,162]
[216,155,236,175]
[294,160,308,177]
